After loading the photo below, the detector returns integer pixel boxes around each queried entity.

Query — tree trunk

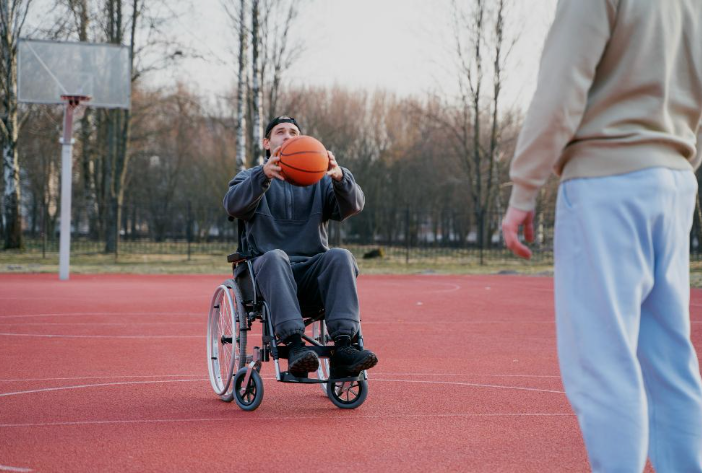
[0,0,29,249]
[80,109,99,239]
[96,110,108,241]
[105,107,132,253]
[70,0,99,239]
[104,108,118,253]
[266,1,296,119]
[471,0,484,248]
[104,0,137,254]
[251,0,264,166]
[235,0,248,172]
[2,141,22,249]
[486,0,505,248]
[1,97,22,249]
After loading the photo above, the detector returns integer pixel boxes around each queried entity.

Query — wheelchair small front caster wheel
[327,379,367,409]
[233,367,264,411]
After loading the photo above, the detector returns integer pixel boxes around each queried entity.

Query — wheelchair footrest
[275,345,333,360]
[279,372,362,384]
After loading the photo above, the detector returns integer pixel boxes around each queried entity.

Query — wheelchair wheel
[233,367,264,411]
[312,320,331,394]
[207,283,247,402]
[327,379,368,409]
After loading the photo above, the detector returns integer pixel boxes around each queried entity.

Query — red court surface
[1,273,700,472]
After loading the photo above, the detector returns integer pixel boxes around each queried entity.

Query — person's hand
[263,146,285,181]
[326,151,343,181]
[501,206,535,259]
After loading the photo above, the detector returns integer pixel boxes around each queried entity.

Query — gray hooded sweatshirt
[223,164,365,262]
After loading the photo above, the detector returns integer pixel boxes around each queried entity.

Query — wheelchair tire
[327,379,368,409]
[207,284,247,402]
[233,367,264,411]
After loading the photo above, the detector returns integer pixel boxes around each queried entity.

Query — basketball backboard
[18,39,131,109]
[17,39,131,280]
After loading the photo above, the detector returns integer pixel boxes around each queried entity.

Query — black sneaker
[286,339,319,377]
[330,337,378,378]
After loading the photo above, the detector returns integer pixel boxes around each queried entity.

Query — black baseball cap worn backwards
[265,116,302,138]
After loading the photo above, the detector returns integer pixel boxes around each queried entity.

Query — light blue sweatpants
[554,167,702,473]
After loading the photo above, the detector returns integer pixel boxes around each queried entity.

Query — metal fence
[5,204,553,264]
[8,203,702,264]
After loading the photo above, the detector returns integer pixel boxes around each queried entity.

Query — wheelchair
[206,251,370,411]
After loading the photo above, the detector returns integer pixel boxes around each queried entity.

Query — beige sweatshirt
[509,0,702,211]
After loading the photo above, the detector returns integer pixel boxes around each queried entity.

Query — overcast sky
[156,0,558,110]
[22,0,558,111]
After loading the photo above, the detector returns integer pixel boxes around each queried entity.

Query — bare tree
[18,107,62,239]
[486,0,511,241]
[448,0,516,249]
[61,0,184,252]
[222,0,249,172]
[223,0,304,171]
[124,85,236,242]
[260,0,301,119]
[0,0,32,249]
[250,0,263,166]
[101,0,141,253]
[235,0,248,172]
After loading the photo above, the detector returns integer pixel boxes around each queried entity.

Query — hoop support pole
[58,99,81,281]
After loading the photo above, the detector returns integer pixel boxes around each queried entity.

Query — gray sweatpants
[252,248,360,340]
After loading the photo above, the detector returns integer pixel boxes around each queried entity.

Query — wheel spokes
[334,381,360,403]
[239,379,256,404]
[215,291,236,389]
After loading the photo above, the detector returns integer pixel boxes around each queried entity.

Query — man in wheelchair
[223,116,378,379]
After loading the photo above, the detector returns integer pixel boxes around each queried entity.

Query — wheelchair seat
[228,252,325,323]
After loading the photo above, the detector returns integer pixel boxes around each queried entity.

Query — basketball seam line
[280,150,326,157]
[279,161,327,174]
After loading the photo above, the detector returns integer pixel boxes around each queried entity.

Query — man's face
[263,122,301,155]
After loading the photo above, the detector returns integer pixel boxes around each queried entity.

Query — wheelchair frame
[207,251,369,411]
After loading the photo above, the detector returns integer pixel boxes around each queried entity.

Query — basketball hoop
[61,95,91,120]
[60,95,91,107]
[18,39,130,280]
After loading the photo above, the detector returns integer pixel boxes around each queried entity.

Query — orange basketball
[278,135,329,186]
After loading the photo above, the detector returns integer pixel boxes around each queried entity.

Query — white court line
[0,374,205,383]
[0,465,32,472]
[0,376,563,398]
[362,320,554,325]
[0,333,199,339]
[0,322,200,326]
[0,312,199,319]
[427,283,461,293]
[0,412,575,429]
[0,379,204,398]
[366,281,462,293]
[0,373,560,383]
[482,282,554,292]
[373,372,561,378]
[372,378,564,394]
[0,296,203,301]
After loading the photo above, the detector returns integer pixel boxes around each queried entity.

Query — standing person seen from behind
[223,116,378,380]
[502,1,702,472]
